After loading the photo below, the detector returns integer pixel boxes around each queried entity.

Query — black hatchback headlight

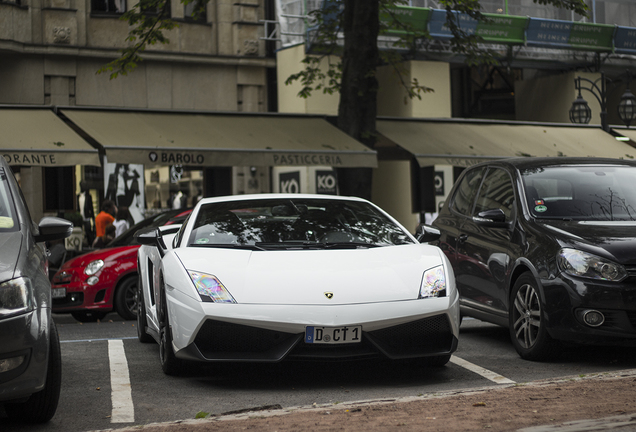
[0,277,34,319]
[557,248,627,282]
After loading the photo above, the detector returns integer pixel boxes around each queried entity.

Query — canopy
[0,108,100,167]
[60,109,377,168]
[377,119,636,167]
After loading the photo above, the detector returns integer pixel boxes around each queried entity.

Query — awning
[0,108,100,167]
[377,119,636,167]
[59,109,377,168]
[613,128,636,142]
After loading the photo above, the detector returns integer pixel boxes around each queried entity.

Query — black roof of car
[470,157,636,171]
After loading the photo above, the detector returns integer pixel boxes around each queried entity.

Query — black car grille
[192,315,457,362]
[193,320,299,360]
[625,311,636,329]
[624,266,636,279]
[366,314,455,358]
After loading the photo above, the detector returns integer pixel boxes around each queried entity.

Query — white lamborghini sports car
[135,194,459,375]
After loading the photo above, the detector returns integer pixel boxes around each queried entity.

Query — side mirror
[474,209,508,228]
[415,224,441,243]
[34,217,73,243]
[135,227,168,257]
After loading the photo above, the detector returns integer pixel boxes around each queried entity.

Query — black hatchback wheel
[509,272,557,361]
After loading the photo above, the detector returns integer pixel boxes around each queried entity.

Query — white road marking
[450,355,516,384]
[108,339,135,423]
[61,336,138,343]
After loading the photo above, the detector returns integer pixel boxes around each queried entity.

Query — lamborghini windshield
[187,198,414,248]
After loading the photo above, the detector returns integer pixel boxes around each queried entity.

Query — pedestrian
[92,223,116,248]
[113,206,130,238]
[95,200,117,238]
[77,180,95,245]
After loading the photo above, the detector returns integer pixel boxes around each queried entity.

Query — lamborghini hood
[173,245,446,305]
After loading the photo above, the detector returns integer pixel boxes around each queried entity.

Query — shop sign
[3,153,58,165]
[148,151,205,165]
[316,170,338,195]
[272,154,343,166]
[279,171,301,194]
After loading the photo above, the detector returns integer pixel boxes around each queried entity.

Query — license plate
[305,326,362,344]
[51,288,66,299]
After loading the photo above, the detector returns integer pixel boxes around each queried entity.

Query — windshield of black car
[0,168,18,233]
[187,199,414,248]
[521,165,636,221]
[107,210,185,247]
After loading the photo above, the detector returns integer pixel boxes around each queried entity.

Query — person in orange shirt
[95,200,117,237]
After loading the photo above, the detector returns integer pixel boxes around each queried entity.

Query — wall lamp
[569,72,636,131]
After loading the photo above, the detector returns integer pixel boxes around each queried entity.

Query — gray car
[0,158,72,423]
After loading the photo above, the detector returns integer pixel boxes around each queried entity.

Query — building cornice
[0,40,276,68]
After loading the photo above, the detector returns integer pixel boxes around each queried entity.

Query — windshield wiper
[191,244,265,251]
[255,241,325,250]
[322,242,380,249]
[254,241,380,250]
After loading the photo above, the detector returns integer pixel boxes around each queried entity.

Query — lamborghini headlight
[188,271,236,303]
[0,277,33,319]
[84,260,104,276]
[557,248,627,282]
[419,265,446,298]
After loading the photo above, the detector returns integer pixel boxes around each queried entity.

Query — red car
[51,209,190,322]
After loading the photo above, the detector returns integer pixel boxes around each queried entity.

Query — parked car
[51,208,191,322]
[0,158,72,422]
[430,157,636,361]
[135,193,459,375]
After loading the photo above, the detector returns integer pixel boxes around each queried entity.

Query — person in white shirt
[113,206,130,238]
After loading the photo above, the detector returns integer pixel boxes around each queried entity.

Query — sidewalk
[99,369,636,432]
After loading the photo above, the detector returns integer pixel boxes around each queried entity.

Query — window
[450,166,485,216]
[44,167,75,212]
[92,0,126,13]
[184,0,206,22]
[473,168,515,219]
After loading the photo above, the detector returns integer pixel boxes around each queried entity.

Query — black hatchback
[430,157,636,361]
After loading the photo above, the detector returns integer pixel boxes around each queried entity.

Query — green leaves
[97,0,183,79]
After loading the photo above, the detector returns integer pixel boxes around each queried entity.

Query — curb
[93,368,636,432]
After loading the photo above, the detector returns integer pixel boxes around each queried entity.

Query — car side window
[473,168,515,219]
[450,166,485,216]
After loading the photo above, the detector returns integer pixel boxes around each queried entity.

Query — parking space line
[61,337,138,343]
[108,339,135,423]
[450,355,516,384]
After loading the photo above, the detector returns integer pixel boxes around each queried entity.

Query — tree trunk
[336,0,380,200]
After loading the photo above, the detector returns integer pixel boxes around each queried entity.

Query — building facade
[274,0,636,229]
[1,0,275,224]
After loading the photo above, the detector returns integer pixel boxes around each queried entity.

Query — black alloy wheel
[509,272,557,361]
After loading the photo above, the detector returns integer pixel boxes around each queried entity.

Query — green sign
[568,22,615,50]
[381,6,430,36]
[476,14,528,44]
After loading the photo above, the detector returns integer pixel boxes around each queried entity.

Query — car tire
[137,274,154,344]
[158,284,183,375]
[509,272,558,361]
[5,320,62,423]
[71,310,108,322]
[115,276,138,321]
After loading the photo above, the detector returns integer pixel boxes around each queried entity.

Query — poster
[103,160,145,223]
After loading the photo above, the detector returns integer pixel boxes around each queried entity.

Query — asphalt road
[2,313,636,432]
